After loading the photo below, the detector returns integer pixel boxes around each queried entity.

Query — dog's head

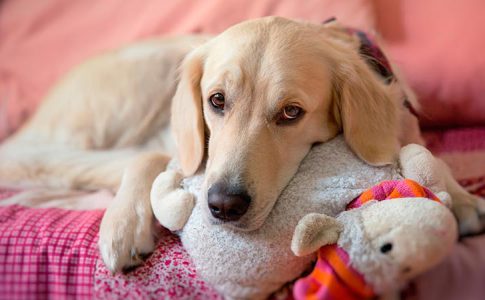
[172,17,400,231]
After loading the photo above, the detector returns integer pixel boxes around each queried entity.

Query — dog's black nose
[207,183,251,221]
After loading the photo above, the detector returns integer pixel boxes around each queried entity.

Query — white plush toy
[150,136,457,300]
[291,184,456,299]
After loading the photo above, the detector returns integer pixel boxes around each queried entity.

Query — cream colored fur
[0,17,482,273]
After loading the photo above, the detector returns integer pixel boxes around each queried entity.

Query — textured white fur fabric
[175,135,403,299]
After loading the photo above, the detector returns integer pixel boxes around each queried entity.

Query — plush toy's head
[292,193,457,297]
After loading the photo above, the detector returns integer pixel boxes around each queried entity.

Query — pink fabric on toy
[346,179,440,210]
[294,245,373,300]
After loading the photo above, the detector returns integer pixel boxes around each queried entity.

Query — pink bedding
[0,200,219,299]
[0,127,484,299]
[0,206,102,299]
[1,0,485,299]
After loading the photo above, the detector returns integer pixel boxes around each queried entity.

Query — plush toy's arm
[291,213,343,257]
[399,144,446,194]
[150,170,195,231]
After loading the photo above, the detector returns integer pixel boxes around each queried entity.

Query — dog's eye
[277,105,304,124]
[209,93,225,111]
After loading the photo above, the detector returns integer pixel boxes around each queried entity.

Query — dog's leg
[0,142,137,191]
[437,159,485,235]
[0,189,114,210]
[98,152,170,273]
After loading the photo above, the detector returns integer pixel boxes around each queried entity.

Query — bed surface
[1,1,484,299]
[1,127,484,300]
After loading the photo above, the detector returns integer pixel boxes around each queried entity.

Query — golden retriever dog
[0,17,483,272]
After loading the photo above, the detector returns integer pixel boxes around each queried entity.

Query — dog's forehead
[204,18,326,72]
[203,29,268,74]
[203,38,332,99]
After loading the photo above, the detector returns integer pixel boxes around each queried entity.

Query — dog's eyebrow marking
[267,86,303,109]
[203,66,246,98]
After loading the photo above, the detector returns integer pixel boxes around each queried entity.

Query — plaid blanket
[0,207,102,299]
[0,203,219,300]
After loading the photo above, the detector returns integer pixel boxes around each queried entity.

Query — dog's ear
[331,49,400,166]
[171,49,206,176]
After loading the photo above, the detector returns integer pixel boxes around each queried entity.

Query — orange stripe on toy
[313,266,359,300]
[321,247,374,298]
[403,179,441,203]
[358,189,374,203]
[305,266,342,299]
[295,248,367,300]
[388,188,402,199]
[406,179,426,197]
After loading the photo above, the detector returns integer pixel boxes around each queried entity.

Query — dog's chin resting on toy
[151,135,455,300]
[165,136,403,299]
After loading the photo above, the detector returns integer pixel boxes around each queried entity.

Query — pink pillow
[0,0,374,141]
[375,0,485,127]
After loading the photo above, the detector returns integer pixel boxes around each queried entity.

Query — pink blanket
[0,198,220,299]
[0,206,102,299]
[0,127,484,299]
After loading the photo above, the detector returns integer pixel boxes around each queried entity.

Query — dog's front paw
[150,170,195,231]
[98,198,155,273]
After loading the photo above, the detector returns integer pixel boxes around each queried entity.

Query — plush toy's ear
[291,213,343,257]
